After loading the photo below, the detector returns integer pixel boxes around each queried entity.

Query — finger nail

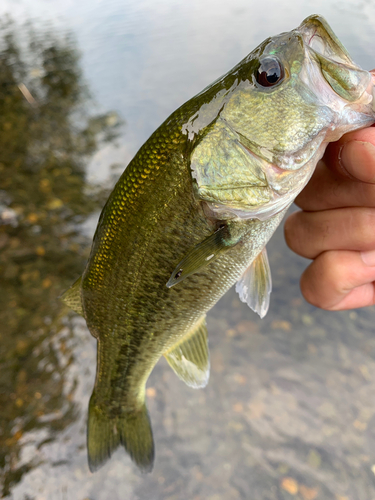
[361,249,375,266]
[340,141,375,182]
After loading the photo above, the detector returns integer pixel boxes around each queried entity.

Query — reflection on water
[1,5,375,500]
[0,19,119,496]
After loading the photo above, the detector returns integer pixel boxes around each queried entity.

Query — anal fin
[164,316,209,389]
[60,276,84,316]
[235,247,272,318]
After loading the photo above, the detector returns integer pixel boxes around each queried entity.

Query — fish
[61,15,375,473]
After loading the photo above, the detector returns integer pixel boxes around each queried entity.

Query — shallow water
[1,1,375,499]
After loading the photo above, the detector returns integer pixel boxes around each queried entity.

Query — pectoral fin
[60,276,84,316]
[164,316,209,389]
[167,221,248,288]
[235,247,272,318]
[166,226,230,288]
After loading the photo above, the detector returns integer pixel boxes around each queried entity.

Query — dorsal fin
[60,276,84,316]
[164,316,209,389]
[235,247,272,318]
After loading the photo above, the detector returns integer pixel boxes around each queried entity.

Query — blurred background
[1,1,375,499]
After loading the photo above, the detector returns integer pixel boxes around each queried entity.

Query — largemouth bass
[62,15,375,472]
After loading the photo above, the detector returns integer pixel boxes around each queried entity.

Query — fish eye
[255,57,284,88]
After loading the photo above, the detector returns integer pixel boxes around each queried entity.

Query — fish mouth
[297,15,371,103]
[298,15,353,64]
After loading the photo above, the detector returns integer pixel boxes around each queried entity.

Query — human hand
[284,126,375,310]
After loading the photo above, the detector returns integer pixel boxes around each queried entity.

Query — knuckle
[283,213,300,250]
[300,252,347,310]
[284,211,319,258]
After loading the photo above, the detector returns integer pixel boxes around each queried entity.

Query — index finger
[294,127,375,211]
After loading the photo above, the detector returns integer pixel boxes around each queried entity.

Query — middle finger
[284,207,375,259]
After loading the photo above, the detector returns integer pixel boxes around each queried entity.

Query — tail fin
[87,394,154,473]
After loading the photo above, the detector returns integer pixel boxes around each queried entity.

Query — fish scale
[61,15,375,472]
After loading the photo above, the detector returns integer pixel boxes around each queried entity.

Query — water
[1,1,375,499]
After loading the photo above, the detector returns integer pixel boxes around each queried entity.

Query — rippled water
[1,1,375,499]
